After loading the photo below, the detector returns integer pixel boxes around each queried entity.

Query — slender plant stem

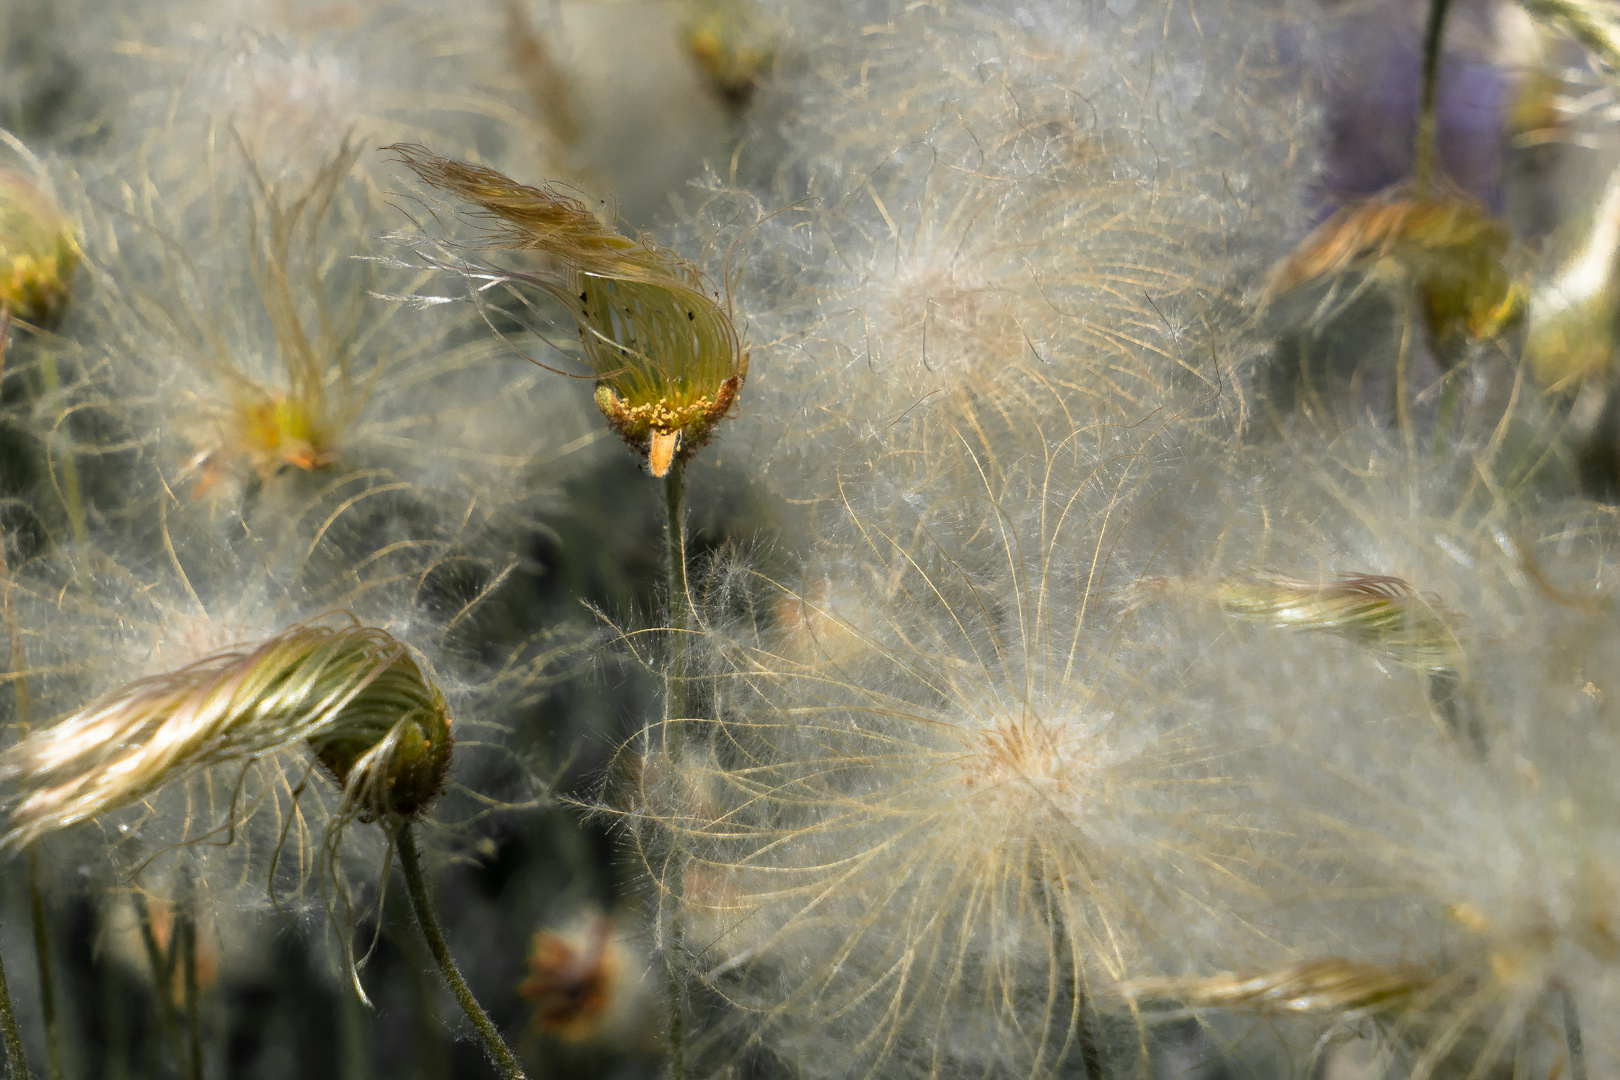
[665,457,689,694]
[129,894,183,1079]
[2,524,59,1080]
[661,458,688,1080]
[25,851,59,1080]
[0,940,26,1080]
[339,984,371,1080]
[1415,0,1453,196]
[100,964,126,1080]
[178,907,200,1080]
[392,823,527,1080]
[1561,982,1588,1080]
[0,391,56,1080]
[665,908,685,1080]
[1394,292,1418,480]
[0,308,34,1080]
[1048,887,1104,1080]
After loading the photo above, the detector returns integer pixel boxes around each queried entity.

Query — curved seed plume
[388,144,747,476]
[0,622,452,849]
[1117,958,1432,1014]
[1213,573,1463,675]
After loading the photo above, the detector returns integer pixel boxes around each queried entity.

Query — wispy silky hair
[390,144,747,477]
[1127,409,1620,1075]
[677,0,1319,503]
[0,428,555,885]
[613,401,1318,1079]
[69,0,559,190]
[45,130,584,530]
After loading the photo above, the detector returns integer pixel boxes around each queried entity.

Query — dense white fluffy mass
[0,0,1617,1077]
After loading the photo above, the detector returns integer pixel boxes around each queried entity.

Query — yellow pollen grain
[622,395,714,432]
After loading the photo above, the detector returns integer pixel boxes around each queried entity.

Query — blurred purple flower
[1315,0,1514,214]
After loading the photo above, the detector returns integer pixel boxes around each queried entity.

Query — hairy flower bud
[1269,192,1524,344]
[682,1,775,107]
[0,168,78,327]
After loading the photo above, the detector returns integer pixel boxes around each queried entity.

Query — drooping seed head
[389,145,747,477]
[682,1,776,107]
[0,622,452,849]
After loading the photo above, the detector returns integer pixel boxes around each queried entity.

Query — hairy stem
[1415,0,1453,196]
[2,467,60,1080]
[178,906,200,1080]
[26,851,58,1080]
[0,309,34,1080]
[130,894,184,1078]
[662,458,688,1080]
[393,823,526,1080]
[32,354,85,548]
[0,940,25,1080]
[1561,982,1588,1080]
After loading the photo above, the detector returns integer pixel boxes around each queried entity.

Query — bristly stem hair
[394,822,528,1080]
[0,308,30,1080]
[1416,0,1453,196]
[26,849,59,1080]
[131,892,186,1074]
[662,456,688,1080]
[0,340,62,1080]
